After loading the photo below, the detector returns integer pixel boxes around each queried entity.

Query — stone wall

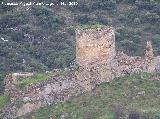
[1,71,82,118]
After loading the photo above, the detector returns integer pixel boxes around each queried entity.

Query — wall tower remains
[75,27,116,67]
[145,41,154,60]
[75,27,117,91]
[75,27,160,91]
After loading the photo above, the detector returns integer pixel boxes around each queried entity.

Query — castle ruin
[1,26,160,119]
[75,27,160,91]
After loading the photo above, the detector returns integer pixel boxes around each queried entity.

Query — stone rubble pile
[1,72,82,118]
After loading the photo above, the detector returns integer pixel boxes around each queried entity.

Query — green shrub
[0,94,10,109]
[0,12,28,28]
[31,6,65,29]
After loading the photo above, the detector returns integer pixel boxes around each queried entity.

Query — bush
[75,14,90,24]
[136,1,156,10]
[134,18,141,25]
[0,94,10,109]
[31,6,65,29]
[128,110,141,119]
[142,12,160,23]
[91,0,116,10]
[124,0,136,4]
[69,1,91,12]
[155,113,160,119]
[0,12,28,28]
[0,73,6,94]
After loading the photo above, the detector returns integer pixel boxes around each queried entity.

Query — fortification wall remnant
[75,27,160,91]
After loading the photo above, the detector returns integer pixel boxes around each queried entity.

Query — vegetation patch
[17,69,73,87]
[0,94,10,109]
[17,73,53,87]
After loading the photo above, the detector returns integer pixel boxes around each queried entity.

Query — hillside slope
[18,73,160,119]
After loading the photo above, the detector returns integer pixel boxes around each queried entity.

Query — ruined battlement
[76,27,115,67]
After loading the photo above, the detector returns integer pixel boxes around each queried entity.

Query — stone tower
[75,27,116,91]
[145,41,155,73]
[75,27,116,67]
[145,41,154,60]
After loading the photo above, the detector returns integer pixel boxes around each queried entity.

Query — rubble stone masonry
[76,27,115,67]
